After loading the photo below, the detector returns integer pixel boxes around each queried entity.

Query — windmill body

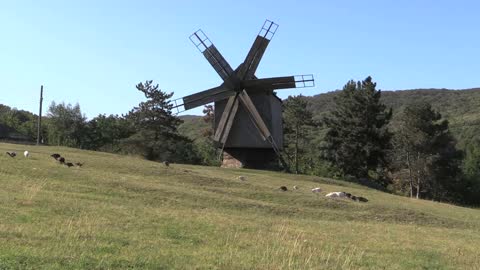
[214,90,283,168]
[214,90,283,149]
[174,20,314,169]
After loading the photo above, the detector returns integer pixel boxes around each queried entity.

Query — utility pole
[36,85,43,145]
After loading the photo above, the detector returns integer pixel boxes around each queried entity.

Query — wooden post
[36,85,43,145]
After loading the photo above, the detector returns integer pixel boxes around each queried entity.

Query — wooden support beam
[213,95,237,142]
[238,90,271,140]
[219,98,239,144]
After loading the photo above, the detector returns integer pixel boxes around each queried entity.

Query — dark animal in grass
[6,152,16,158]
[280,186,288,191]
[65,162,74,168]
[75,162,84,167]
[357,197,368,202]
[51,153,61,160]
[58,157,65,164]
[345,193,352,198]
[163,161,170,167]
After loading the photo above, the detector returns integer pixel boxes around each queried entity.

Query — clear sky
[1,0,478,118]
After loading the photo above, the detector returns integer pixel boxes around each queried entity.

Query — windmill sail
[190,30,236,86]
[238,20,278,80]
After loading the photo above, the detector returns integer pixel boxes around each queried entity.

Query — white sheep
[311,187,322,193]
[24,151,29,158]
[325,192,347,198]
[293,185,299,190]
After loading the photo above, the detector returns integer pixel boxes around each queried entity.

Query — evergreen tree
[394,101,462,200]
[464,139,480,178]
[322,77,392,180]
[126,80,197,163]
[462,139,480,205]
[283,95,316,174]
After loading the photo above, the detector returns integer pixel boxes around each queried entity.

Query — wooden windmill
[173,20,314,168]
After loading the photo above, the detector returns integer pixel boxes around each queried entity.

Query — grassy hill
[1,143,480,269]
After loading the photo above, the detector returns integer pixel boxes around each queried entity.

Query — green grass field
[1,143,479,269]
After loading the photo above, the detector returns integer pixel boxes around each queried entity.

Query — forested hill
[306,88,480,147]
[179,88,480,147]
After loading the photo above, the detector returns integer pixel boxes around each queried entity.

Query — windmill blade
[238,90,271,140]
[244,75,315,90]
[182,85,235,110]
[190,30,236,86]
[219,97,240,145]
[213,94,238,142]
[238,20,279,80]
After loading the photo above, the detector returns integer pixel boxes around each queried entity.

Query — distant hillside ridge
[178,88,480,147]
[307,88,480,147]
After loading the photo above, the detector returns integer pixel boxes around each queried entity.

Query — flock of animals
[240,176,370,202]
[279,184,369,203]
[5,150,83,168]
[6,151,28,158]
[6,150,367,203]
[50,153,83,167]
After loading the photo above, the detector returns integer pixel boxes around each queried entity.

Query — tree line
[0,81,203,164]
[282,77,480,206]
[1,78,479,205]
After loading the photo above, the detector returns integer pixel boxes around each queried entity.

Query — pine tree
[283,95,316,174]
[394,101,462,199]
[127,80,188,161]
[323,77,392,180]
[463,139,480,205]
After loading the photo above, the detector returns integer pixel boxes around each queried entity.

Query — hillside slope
[1,143,480,269]
[308,88,480,146]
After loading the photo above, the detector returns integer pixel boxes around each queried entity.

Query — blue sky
[0,0,478,118]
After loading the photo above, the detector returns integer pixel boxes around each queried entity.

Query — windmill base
[221,148,278,169]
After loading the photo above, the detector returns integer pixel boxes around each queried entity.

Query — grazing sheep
[58,157,65,164]
[6,152,16,158]
[325,192,347,198]
[75,162,84,167]
[24,151,29,158]
[311,187,322,193]
[65,162,74,168]
[163,161,170,167]
[293,185,298,190]
[238,176,246,181]
[279,186,288,191]
[324,191,368,202]
[51,153,61,160]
